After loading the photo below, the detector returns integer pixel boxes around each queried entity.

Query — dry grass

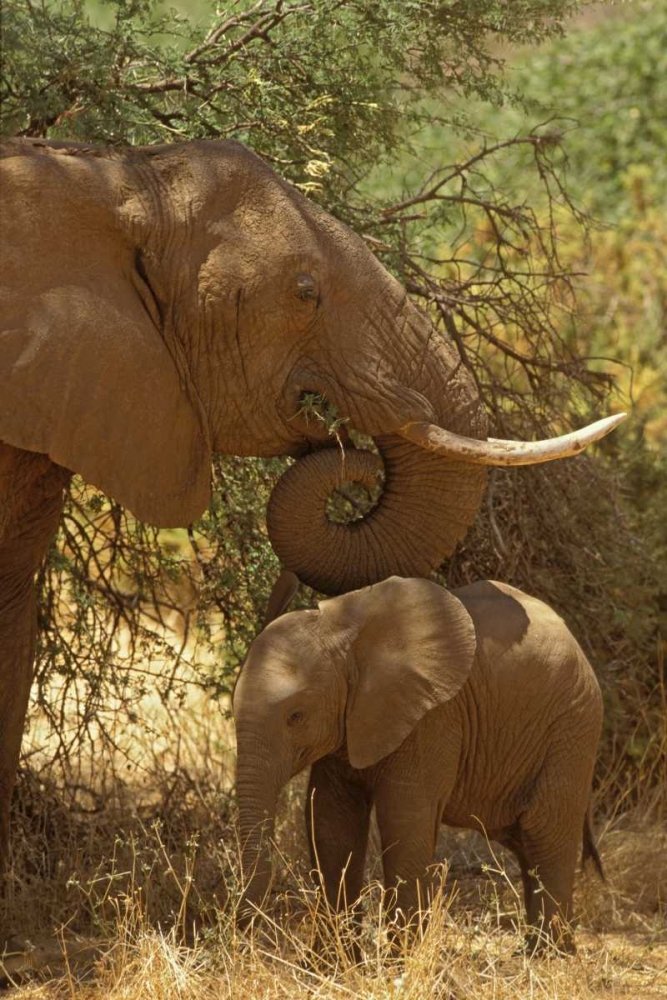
[4,836,666,1000]
[2,662,666,998]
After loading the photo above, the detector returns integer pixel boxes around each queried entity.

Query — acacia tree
[2,1,656,787]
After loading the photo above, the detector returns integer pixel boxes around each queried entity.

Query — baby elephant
[233,575,603,953]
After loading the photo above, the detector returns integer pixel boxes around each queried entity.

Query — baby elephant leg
[519,800,588,954]
[374,784,447,949]
[306,756,372,961]
[518,735,600,955]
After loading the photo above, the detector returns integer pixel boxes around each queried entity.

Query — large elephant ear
[322,577,476,769]
[0,148,210,527]
[0,286,210,527]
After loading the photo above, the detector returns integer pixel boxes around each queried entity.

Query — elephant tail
[582,805,605,881]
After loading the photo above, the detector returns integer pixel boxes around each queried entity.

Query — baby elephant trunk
[235,750,283,926]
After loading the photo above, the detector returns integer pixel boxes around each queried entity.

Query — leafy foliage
[512,1,667,219]
[508,4,667,446]
[2,0,578,175]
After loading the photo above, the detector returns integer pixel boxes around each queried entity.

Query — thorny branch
[130,1,311,94]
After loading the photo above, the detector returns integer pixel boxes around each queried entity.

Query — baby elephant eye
[287,709,304,727]
[295,273,318,301]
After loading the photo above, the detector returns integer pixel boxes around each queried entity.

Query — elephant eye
[295,273,318,302]
[287,709,304,727]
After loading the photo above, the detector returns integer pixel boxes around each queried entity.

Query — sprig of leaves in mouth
[296,391,349,440]
[295,393,382,524]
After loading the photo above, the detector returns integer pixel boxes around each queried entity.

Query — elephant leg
[500,838,544,957]
[374,786,445,946]
[0,574,37,876]
[517,855,541,928]
[498,825,540,929]
[0,446,69,879]
[306,756,372,961]
[519,821,580,954]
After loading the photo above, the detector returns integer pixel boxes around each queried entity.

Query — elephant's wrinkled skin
[233,577,604,953]
[0,137,615,884]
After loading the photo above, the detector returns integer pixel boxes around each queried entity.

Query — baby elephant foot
[524,918,576,958]
[308,914,363,969]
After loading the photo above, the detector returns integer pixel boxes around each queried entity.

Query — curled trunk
[268,298,490,595]
[268,361,624,595]
[267,435,487,595]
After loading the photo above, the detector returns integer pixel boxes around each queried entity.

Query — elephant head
[232,574,476,918]
[0,138,623,595]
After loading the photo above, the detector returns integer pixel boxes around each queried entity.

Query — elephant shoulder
[453,580,580,667]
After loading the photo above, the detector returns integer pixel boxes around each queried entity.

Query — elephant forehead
[235,613,326,701]
[255,609,322,652]
[236,664,303,708]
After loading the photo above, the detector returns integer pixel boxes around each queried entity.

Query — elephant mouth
[283,386,344,447]
[281,367,436,448]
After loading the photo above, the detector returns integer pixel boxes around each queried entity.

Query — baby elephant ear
[339,577,477,769]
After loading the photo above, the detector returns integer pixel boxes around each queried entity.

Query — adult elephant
[0,137,620,875]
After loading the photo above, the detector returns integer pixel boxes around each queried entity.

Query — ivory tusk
[397,412,627,466]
